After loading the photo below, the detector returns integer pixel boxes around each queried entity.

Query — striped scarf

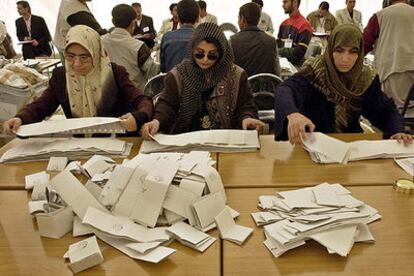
[173,22,234,133]
[298,24,374,132]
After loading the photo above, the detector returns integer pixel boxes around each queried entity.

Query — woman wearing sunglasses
[3,25,153,135]
[275,24,411,145]
[141,22,264,138]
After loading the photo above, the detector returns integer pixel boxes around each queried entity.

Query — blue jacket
[274,74,404,140]
[160,24,194,73]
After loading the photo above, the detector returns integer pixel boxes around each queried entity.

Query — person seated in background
[102,4,159,91]
[274,24,411,145]
[197,1,217,25]
[142,22,264,138]
[3,25,153,136]
[131,2,156,50]
[54,0,107,59]
[0,20,17,59]
[251,0,274,34]
[158,3,179,41]
[15,1,52,59]
[160,0,199,73]
[277,0,312,66]
[230,2,280,77]
[335,0,363,31]
[307,1,337,34]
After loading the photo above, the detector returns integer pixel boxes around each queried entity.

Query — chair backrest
[143,73,167,103]
[400,82,414,117]
[219,23,238,40]
[248,73,283,110]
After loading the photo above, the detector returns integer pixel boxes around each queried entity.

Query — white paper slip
[163,185,199,220]
[179,178,205,196]
[28,200,47,215]
[83,207,169,243]
[167,221,211,246]
[303,132,351,164]
[82,155,115,178]
[99,166,134,209]
[354,224,375,243]
[264,237,306,258]
[96,231,175,263]
[215,207,253,245]
[47,157,68,172]
[16,117,126,137]
[130,160,179,228]
[310,225,358,257]
[192,192,226,229]
[50,170,108,219]
[66,236,104,273]
[251,212,283,226]
[36,206,74,239]
[25,171,50,190]
[394,157,414,176]
[73,216,95,237]
[313,185,342,207]
[200,206,240,232]
[126,242,163,254]
[31,182,49,201]
[65,161,82,174]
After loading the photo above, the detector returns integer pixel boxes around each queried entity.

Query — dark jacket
[16,15,51,59]
[133,14,156,49]
[16,64,153,133]
[230,25,280,77]
[274,74,404,140]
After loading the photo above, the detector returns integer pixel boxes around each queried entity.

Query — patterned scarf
[298,24,375,132]
[65,25,115,118]
[173,22,234,133]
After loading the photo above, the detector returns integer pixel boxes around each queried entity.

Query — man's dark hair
[198,0,207,10]
[16,1,31,13]
[296,0,302,7]
[131,2,141,8]
[177,0,199,24]
[169,3,177,11]
[251,0,263,8]
[319,1,329,10]
[112,4,137,28]
[239,3,261,26]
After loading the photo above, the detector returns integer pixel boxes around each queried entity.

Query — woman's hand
[2,117,22,135]
[119,113,137,132]
[141,119,160,140]
[242,118,265,131]
[287,112,315,145]
[390,133,414,146]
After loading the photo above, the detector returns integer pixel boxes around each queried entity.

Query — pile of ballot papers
[25,151,248,272]
[303,132,414,164]
[139,129,260,153]
[0,138,132,163]
[252,183,380,257]
[395,157,414,176]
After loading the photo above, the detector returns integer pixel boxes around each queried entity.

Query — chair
[143,73,166,104]
[219,23,238,40]
[248,73,283,128]
[400,83,414,130]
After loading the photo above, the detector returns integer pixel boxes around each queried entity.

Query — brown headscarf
[173,22,234,133]
[298,24,375,132]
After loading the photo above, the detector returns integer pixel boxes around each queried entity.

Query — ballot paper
[255,183,379,257]
[36,206,74,239]
[167,221,216,252]
[395,157,414,176]
[215,207,253,245]
[25,171,50,190]
[16,117,125,137]
[140,129,260,153]
[46,157,68,172]
[73,216,94,237]
[126,241,163,254]
[65,236,104,273]
[304,132,414,164]
[99,166,134,209]
[0,138,131,163]
[81,155,115,178]
[192,192,226,229]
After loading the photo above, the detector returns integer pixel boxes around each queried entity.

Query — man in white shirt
[252,0,274,34]
[335,0,363,31]
[102,4,159,90]
[197,1,217,24]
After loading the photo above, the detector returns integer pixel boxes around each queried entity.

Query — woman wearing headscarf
[3,25,152,135]
[141,22,263,138]
[274,24,411,145]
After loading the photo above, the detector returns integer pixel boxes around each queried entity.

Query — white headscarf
[65,25,113,117]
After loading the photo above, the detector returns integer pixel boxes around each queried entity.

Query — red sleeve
[363,14,380,55]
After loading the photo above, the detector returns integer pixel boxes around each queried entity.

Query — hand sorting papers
[140,129,260,153]
[254,183,380,257]
[303,132,414,164]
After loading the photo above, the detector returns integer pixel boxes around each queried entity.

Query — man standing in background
[132,2,156,50]
[15,1,51,59]
[252,0,273,34]
[158,3,179,41]
[198,1,217,25]
[335,0,363,31]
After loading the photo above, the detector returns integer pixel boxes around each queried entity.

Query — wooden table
[218,134,409,188]
[223,186,414,276]
[0,190,221,275]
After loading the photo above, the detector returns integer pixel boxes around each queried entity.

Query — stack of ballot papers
[253,183,380,257]
[27,151,240,268]
[16,117,126,137]
[303,132,414,164]
[140,129,260,153]
[0,138,132,163]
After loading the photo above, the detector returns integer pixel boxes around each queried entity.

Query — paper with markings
[215,207,252,245]
[25,171,49,190]
[47,157,68,172]
[192,192,226,228]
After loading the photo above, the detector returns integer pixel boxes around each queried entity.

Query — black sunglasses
[193,52,219,61]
